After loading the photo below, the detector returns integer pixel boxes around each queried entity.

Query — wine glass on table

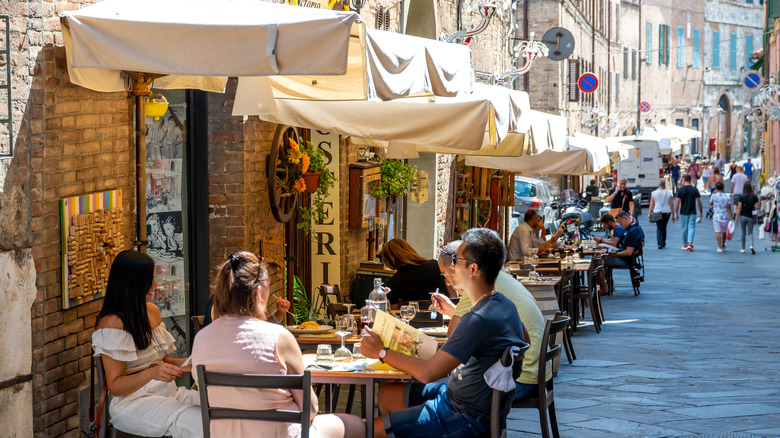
[334,314,354,361]
[529,254,540,280]
[400,305,416,325]
[359,304,374,335]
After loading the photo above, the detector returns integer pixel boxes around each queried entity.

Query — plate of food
[286,321,333,335]
[419,327,448,337]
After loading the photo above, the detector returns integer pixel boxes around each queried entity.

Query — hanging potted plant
[296,140,337,239]
[371,159,416,209]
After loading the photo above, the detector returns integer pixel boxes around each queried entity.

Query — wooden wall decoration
[60,190,124,309]
[260,237,284,268]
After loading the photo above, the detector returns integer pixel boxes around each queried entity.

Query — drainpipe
[524,0,529,92]
[636,0,642,134]
[607,0,611,130]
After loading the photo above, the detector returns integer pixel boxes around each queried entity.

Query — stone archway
[716,95,732,160]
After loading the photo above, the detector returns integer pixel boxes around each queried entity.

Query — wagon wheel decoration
[267,126,303,223]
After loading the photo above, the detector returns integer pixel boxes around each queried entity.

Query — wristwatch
[378,348,388,363]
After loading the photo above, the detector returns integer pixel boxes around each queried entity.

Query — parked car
[510,176,555,232]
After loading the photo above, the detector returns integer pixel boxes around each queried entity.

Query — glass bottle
[368,278,388,313]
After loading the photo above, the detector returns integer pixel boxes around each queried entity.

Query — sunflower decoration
[288,138,303,165]
[293,178,307,193]
[301,154,311,173]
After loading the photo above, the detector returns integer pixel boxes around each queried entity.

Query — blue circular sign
[742,71,763,91]
[577,73,598,93]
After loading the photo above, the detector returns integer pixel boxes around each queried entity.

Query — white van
[613,138,664,205]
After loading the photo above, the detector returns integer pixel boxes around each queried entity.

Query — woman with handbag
[648,180,673,249]
[735,182,760,254]
[92,250,201,437]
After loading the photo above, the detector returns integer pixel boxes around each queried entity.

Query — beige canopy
[466,149,602,176]
[60,0,363,93]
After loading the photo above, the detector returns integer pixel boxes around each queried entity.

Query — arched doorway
[716,95,731,160]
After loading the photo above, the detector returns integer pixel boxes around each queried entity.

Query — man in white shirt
[730,166,748,208]
[508,209,563,260]
[712,153,724,172]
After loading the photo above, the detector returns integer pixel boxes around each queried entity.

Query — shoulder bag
[648,191,668,223]
[608,191,628,218]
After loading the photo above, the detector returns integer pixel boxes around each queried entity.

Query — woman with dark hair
[380,238,450,305]
[92,250,201,437]
[192,251,365,438]
[735,181,760,254]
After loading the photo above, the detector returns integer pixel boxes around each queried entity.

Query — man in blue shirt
[361,228,528,438]
[604,211,644,268]
[595,213,625,248]
[743,158,754,183]
[669,162,681,194]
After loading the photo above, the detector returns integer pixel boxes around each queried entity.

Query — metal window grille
[0,15,11,157]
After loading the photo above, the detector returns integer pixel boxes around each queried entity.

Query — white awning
[466,149,600,176]
[568,132,612,172]
[528,110,568,153]
[60,0,363,93]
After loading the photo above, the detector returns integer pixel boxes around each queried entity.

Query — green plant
[371,159,416,199]
[292,275,314,324]
[297,141,337,239]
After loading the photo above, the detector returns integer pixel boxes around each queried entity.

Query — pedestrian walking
[648,180,673,249]
[687,158,702,191]
[728,160,738,180]
[669,161,681,195]
[674,174,703,251]
[730,166,748,209]
[702,163,712,194]
[734,182,760,254]
[743,158,755,184]
[709,167,724,193]
[709,181,732,253]
[713,153,725,172]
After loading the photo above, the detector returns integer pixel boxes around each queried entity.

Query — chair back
[489,344,529,437]
[325,302,352,320]
[197,365,311,438]
[95,355,111,438]
[537,318,567,391]
[192,315,205,336]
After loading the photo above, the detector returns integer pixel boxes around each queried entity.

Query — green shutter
[646,22,652,65]
[771,0,780,19]
[665,25,671,66]
[659,24,664,65]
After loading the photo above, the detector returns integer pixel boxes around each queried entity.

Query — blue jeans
[680,214,696,244]
[385,382,489,438]
[514,381,538,401]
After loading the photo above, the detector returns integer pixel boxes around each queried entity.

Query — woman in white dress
[192,252,365,438]
[92,250,201,437]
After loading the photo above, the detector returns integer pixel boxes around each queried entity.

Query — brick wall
[29,44,135,437]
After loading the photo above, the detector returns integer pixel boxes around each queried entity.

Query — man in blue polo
[604,211,644,268]
[743,158,755,183]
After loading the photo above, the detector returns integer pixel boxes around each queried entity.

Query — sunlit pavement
[507,194,780,437]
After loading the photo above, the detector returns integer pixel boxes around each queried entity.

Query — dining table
[302,354,413,438]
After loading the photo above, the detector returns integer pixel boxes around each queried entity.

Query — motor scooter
[550,189,594,241]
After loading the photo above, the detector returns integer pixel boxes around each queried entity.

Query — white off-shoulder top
[92,323,176,373]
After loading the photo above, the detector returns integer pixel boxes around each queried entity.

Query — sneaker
[751,247,756,255]
[681,245,689,250]
[717,248,724,253]
[688,244,695,252]
[740,249,745,254]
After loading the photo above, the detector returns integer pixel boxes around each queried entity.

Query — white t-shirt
[731,173,748,195]
[651,189,673,213]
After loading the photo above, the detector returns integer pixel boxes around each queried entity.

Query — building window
[713,31,720,69]
[730,32,737,70]
[615,73,620,104]
[646,22,652,65]
[659,24,670,66]
[623,47,629,79]
[691,118,699,153]
[677,26,685,68]
[568,57,580,102]
[632,49,637,79]
[692,28,700,68]
[746,34,754,68]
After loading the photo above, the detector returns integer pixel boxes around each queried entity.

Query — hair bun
[228,253,240,270]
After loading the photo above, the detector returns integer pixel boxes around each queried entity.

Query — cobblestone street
[507,196,780,437]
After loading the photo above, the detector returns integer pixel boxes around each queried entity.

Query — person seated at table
[362,229,529,438]
[192,252,365,438]
[380,238,450,305]
[594,213,625,248]
[604,212,644,269]
[92,250,202,437]
[433,240,547,401]
[202,292,290,326]
[508,209,563,260]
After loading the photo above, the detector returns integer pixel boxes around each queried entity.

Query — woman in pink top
[192,252,365,438]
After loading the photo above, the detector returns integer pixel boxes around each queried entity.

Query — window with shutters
[771,0,780,19]
[659,24,665,65]
[665,25,670,66]
[646,22,652,65]
[615,73,620,105]
[730,33,737,70]
[623,47,628,79]
[632,49,637,79]
[568,58,580,102]
[375,6,390,30]
[693,29,700,68]
[677,26,684,68]
[746,34,754,69]
[713,31,720,69]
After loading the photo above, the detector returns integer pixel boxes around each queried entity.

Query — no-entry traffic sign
[577,72,598,93]
[742,70,763,91]
[639,101,651,113]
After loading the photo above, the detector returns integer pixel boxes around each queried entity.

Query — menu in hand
[372,310,438,359]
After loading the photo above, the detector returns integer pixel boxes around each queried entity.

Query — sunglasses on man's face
[451,255,476,268]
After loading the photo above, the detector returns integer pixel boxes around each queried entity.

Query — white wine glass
[334,315,354,361]
[400,305,416,325]
[530,254,540,280]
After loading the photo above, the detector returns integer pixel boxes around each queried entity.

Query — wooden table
[304,354,412,438]
[294,332,362,351]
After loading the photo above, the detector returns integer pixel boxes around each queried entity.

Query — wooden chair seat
[95,356,161,438]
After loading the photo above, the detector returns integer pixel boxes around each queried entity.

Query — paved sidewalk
[507,204,780,437]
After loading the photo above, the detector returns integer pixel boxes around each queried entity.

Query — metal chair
[95,356,158,438]
[510,317,568,438]
[606,248,643,296]
[488,345,528,438]
[197,365,312,438]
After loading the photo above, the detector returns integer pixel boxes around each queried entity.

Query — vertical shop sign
[310,130,340,289]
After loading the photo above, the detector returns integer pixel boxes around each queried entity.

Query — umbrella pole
[135,93,148,253]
